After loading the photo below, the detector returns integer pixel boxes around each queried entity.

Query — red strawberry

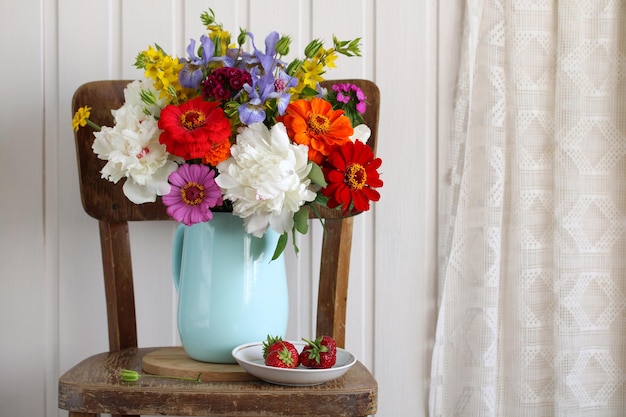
[264,341,300,368]
[299,336,337,369]
[262,335,286,359]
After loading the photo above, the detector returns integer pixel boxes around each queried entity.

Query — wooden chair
[59,79,379,416]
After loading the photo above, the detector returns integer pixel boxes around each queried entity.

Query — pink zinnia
[162,164,223,226]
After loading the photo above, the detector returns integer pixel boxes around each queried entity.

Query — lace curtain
[430,1,626,416]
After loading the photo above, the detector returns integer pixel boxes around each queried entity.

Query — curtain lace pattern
[430,1,626,416]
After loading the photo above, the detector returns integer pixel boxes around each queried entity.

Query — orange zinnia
[202,138,232,166]
[280,98,354,164]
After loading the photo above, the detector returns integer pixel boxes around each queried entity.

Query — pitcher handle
[171,223,185,292]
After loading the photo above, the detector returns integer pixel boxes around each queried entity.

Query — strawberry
[299,336,337,369]
[262,335,286,359]
[264,341,300,368]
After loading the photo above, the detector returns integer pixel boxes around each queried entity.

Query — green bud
[275,35,291,56]
[167,85,178,100]
[214,37,223,56]
[134,52,147,69]
[139,89,157,107]
[304,39,323,59]
[200,9,216,27]
[286,59,303,76]
[120,370,140,382]
[237,28,248,47]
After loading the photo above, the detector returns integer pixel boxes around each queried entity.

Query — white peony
[120,78,167,120]
[350,124,371,143]
[216,122,316,237]
[92,80,180,204]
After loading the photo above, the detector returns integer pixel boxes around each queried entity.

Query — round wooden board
[142,347,258,382]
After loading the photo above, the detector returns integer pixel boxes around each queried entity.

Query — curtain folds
[430,1,626,416]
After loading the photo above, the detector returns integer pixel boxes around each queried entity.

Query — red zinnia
[321,139,383,214]
[158,97,231,160]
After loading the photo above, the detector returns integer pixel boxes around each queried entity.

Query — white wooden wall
[0,1,458,416]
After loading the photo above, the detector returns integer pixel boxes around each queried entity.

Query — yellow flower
[208,25,232,55]
[138,46,190,103]
[72,106,92,131]
[291,60,325,94]
[290,48,339,95]
[322,49,338,69]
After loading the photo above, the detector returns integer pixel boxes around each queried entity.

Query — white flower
[350,124,371,143]
[92,81,180,204]
[216,122,316,237]
[119,78,167,120]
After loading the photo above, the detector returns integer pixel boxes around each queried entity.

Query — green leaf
[308,162,327,187]
[294,207,310,235]
[313,193,329,206]
[271,233,289,261]
[300,86,319,97]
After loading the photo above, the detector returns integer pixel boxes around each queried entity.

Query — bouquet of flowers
[72,9,383,259]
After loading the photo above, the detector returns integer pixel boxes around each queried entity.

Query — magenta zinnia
[162,163,223,226]
[321,139,383,214]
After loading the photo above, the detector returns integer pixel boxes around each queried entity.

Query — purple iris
[238,76,269,125]
[244,31,286,74]
[272,70,297,114]
[179,35,221,89]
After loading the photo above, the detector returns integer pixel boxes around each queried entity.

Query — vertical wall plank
[118,1,181,348]
[57,0,116,377]
[311,0,368,79]
[121,0,178,78]
[374,0,439,415]
[0,1,45,415]
[43,0,60,412]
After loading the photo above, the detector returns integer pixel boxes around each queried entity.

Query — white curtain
[430,1,626,416]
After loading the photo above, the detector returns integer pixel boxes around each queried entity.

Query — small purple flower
[354,85,366,101]
[162,164,223,226]
[330,83,367,114]
[336,92,350,104]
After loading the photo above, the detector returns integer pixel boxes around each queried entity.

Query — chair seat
[58,347,378,416]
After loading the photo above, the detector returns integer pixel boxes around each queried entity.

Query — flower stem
[86,119,102,131]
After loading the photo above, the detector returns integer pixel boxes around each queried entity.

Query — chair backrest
[72,79,380,352]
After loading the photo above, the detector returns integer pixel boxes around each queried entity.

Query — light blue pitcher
[172,212,289,363]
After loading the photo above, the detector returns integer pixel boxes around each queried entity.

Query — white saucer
[232,341,356,386]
